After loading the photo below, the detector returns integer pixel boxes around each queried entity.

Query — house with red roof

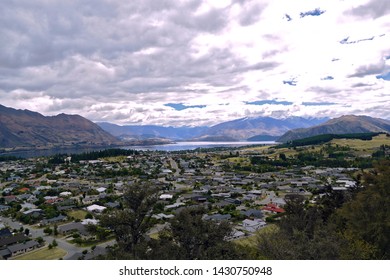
[18,187,30,193]
[262,203,285,214]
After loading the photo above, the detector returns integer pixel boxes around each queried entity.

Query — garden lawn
[67,210,88,220]
[12,247,67,260]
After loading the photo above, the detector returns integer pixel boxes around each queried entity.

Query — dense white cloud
[0,0,389,126]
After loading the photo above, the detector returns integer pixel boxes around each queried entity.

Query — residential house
[96,187,107,193]
[159,194,174,200]
[0,233,28,249]
[242,194,258,201]
[242,219,267,232]
[82,195,100,205]
[165,202,185,210]
[104,201,120,208]
[0,248,11,259]
[240,209,264,219]
[36,186,51,191]
[2,187,15,194]
[81,219,99,225]
[263,203,285,214]
[227,229,245,240]
[20,202,37,211]
[224,198,242,205]
[4,195,17,204]
[152,213,175,220]
[7,240,40,257]
[40,215,67,226]
[59,191,72,197]
[0,205,10,212]
[44,196,64,204]
[22,209,44,219]
[0,228,12,239]
[58,205,76,211]
[58,222,88,236]
[86,204,107,213]
[203,214,231,222]
[336,179,356,188]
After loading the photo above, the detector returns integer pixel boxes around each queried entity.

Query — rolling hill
[278,115,390,142]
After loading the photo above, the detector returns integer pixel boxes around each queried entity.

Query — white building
[242,219,267,232]
[159,194,173,200]
[86,204,107,213]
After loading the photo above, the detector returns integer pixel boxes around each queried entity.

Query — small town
[2,135,387,260]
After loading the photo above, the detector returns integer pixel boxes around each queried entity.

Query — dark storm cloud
[0,0,256,106]
[238,2,268,26]
[171,6,229,33]
[307,86,340,95]
[352,82,375,88]
[348,62,386,78]
[349,0,390,19]
[0,0,118,68]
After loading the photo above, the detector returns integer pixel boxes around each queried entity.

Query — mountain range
[98,116,329,141]
[0,104,120,150]
[1,104,389,151]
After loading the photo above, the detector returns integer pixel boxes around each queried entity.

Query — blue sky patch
[322,76,334,80]
[285,14,292,21]
[300,8,325,18]
[283,80,297,86]
[302,102,337,106]
[340,37,349,44]
[246,100,293,106]
[376,72,390,81]
[340,36,375,45]
[165,103,206,111]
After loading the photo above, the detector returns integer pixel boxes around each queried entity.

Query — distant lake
[126,141,276,152]
[0,141,276,158]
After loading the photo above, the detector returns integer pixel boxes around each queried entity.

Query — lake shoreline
[0,141,277,158]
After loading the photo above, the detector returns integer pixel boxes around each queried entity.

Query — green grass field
[12,246,67,260]
[331,134,390,152]
[226,157,251,165]
[242,134,389,159]
[67,210,88,220]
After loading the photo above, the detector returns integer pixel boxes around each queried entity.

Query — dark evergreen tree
[335,159,390,259]
[146,207,246,260]
[100,183,158,259]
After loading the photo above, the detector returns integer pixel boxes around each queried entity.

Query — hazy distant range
[97,116,329,142]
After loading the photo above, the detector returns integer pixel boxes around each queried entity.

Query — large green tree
[335,159,390,259]
[146,207,246,260]
[100,183,158,259]
[257,194,343,260]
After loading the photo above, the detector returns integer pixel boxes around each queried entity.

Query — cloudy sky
[0,0,389,126]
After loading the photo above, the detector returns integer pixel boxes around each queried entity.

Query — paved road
[169,157,181,177]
